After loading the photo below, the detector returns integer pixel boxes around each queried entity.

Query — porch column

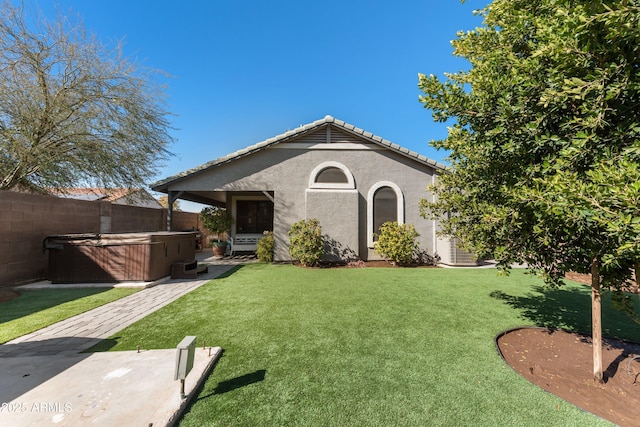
[167,191,183,231]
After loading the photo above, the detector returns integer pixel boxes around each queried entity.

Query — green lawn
[0,287,139,344]
[93,265,640,426]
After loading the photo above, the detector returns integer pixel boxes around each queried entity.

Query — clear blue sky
[17,1,485,206]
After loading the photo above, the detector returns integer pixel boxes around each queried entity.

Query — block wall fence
[0,190,201,286]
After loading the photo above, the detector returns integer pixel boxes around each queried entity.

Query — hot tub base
[45,232,197,283]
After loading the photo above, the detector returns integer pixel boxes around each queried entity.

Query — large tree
[0,1,173,192]
[419,0,640,382]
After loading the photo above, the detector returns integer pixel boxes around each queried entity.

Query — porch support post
[167,191,183,231]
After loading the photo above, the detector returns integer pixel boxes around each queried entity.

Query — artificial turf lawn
[0,287,139,344]
[93,264,639,426]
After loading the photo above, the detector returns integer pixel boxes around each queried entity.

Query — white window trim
[367,181,404,247]
[308,161,355,189]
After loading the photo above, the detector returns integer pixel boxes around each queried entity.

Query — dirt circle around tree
[496,327,640,427]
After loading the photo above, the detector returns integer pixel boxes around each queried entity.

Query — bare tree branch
[0,1,174,192]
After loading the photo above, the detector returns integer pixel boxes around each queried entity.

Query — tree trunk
[591,258,603,383]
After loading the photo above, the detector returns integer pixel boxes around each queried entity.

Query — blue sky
[17,1,485,207]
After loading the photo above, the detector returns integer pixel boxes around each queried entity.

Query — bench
[171,260,208,279]
[231,234,265,253]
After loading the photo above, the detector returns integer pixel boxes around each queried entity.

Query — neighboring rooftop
[51,188,163,209]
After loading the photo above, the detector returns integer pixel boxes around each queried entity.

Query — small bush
[374,222,420,265]
[256,231,274,263]
[288,219,324,267]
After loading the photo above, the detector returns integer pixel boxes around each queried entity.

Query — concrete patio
[0,253,254,426]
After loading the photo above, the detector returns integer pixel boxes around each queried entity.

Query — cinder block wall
[111,204,165,233]
[0,191,101,285]
[0,191,199,286]
[171,211,201,232]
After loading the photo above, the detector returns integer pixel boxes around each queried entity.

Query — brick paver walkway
[0,262,239,357]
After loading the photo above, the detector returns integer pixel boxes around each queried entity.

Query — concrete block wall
[171,210,202,232]
[111,204,165,233]
[0,191,199,286]
[0,191,101,286]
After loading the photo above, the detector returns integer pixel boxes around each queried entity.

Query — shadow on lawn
[490,286,640,341]
[175,368,266,424]
[491,286,592,332]
[0,288,110,324]
[213,264,245,279]
[212,369,267,395]
[183,368,268,415]
[193,369,267,403]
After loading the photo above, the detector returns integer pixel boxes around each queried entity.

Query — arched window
[367,182,404,247]
[373,187,397,236]
[308,161,355,189]
[315,167,348,183]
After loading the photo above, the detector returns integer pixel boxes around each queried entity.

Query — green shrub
[288,219,324,267]
[374,222,420,265]
[256,231,275,263]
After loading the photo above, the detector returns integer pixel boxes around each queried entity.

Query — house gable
[151,115,446,192]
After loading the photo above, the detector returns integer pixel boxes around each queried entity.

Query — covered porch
[164,189,275,253]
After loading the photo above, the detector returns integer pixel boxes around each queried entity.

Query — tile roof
[51,188,162,207]
[51,187,130,201]
[152,115,447,190]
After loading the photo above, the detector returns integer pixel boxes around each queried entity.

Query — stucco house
[152,115,475,265]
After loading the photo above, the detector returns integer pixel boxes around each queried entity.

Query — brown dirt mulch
[497,327,640,427]
[0,288,20,303]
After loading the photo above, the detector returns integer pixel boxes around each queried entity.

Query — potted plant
[199,206,234,256]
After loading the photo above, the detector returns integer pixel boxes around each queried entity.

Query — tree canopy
[419,0,640,381]
[158,195,181,211]
[0,1,174,192]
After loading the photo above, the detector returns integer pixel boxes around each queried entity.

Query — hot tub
[44,232,197,283]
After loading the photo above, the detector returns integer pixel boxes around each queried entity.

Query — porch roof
[151,115,447,196]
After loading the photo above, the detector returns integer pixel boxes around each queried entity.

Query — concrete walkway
[0,254,254,427]
[0,254,248,357]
